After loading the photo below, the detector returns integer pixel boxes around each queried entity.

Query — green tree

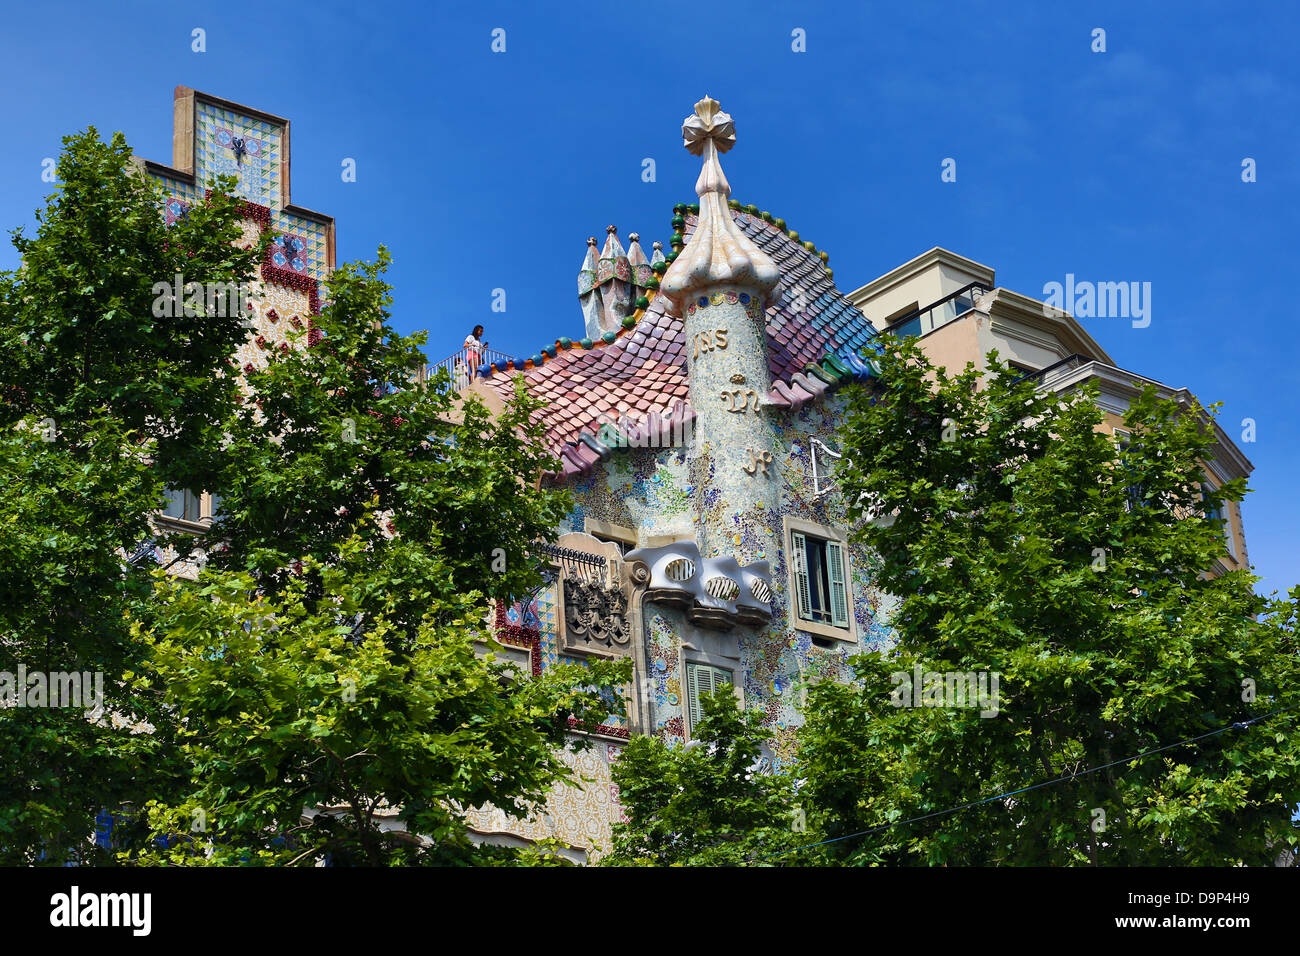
[0,129,263,495]
[796,336,1300,865]
[0,129,261,863]
[124,247,630,864]
[604,689,811,866]
[202,248,569,637]
[126,536,629,866]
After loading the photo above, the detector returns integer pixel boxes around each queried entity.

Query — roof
[1043,358,1254,481]
[848,246,995,305]
[478,202,878,481]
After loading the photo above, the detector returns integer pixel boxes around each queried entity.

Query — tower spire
[661,97,781,568]
[660,96,779,316]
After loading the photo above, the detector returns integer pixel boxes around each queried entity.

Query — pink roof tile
[478,206,874,476]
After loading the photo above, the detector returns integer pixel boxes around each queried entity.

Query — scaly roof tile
[482,204,875,478]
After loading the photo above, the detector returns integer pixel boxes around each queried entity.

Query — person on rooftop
[464,325,485,378]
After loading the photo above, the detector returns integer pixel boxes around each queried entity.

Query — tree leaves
[793,336,1300,865]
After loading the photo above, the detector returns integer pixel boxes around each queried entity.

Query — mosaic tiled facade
[135,88,894,862]
[480,98,896,855]
[137,89,336,571]
[551,394,897,768]
[142,87,335,336]
[194,99,284,209]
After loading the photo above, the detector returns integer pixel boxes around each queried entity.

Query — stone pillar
[661,97,781,567]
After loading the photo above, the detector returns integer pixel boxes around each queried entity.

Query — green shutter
[826,540,849,627]
[792,532,812,621]
[687,663,704,735]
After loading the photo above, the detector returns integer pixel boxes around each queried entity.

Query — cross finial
[682,95,736,156]
[660,96,779,313]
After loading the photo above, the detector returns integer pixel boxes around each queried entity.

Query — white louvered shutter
[687,664,732,738]
[826,540,849,628]
[792,532,812,620]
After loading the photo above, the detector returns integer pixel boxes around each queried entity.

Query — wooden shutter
[826,540,849,628]
[792,532,812,620]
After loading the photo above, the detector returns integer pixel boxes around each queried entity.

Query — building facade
[130,88,1253,863]
[463,98,1254,860]
[847,248,1252,575]
[135,86,336,576]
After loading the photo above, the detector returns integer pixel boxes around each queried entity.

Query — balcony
[414,345,518,391]
[877,281,990,340]
[1011,353,1093,389]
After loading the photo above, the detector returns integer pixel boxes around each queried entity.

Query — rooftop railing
[415,345,517,391]
[877,281,991,340]
[1011,353,1093,389]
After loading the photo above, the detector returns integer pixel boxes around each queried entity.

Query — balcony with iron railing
[1010,353,1093,389]
[876,281,991,340]
[412,345,518,391]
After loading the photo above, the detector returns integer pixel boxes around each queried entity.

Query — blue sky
[3,1,1298,596]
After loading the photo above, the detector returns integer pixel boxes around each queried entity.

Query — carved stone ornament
[562,576,632,651]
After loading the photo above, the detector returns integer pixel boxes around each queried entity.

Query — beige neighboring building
[847,248,1251,576]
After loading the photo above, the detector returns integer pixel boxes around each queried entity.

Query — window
[1201,483,1238,561]
[1200,483,1221,523]
[685,662,732,738]
[161,489,224,525]
[792,532,850,629]
[162,487,202,523]
[583,518,635,556]
[1113,429,1145,511]
[561,653,629,734]
[592,533,631,556]
[782,517,856,641]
